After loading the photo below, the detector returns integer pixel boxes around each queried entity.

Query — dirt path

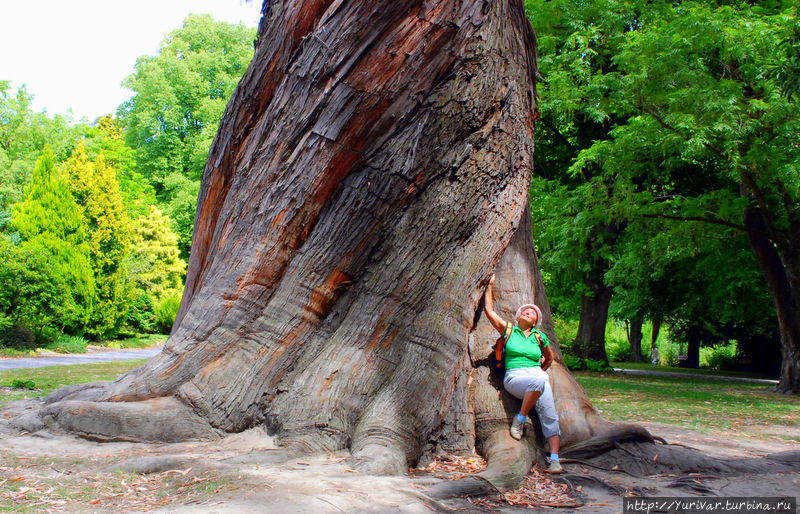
[613,368,778,385]
[0,401,797,512]
[0,347,162,370]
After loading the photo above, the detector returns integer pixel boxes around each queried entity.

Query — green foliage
[0,325,37,350]
[10,379,36,390]
[101,333,166,349]
[552,316,579,351]
[129,205,186,296]
[82,116,156,217]
[562,353,583,371]
[162,173,201,258]
[527,0,792,353]
[584,358,613,372]
[64,143,132,338]
[605,334,631,362]
[3,149,95,339]
[701,342,740,371]
[123,293,156,333]
[0,83,88,213]
[6,235,96,339]
[119,14,255,256]
[658,340,681,367]
[153,289,183,333]
[10,145,87,245]
[47,334,89,354]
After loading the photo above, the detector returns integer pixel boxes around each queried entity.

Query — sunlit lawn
[575,371,799,439]
[0,360,147,408]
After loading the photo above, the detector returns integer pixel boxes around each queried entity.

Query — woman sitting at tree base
[484,274,562,474]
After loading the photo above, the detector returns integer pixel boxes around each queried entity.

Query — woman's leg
[520,390,541,417]
[533,371,563,472]
[548,434,560,454]
[503,368,547,440]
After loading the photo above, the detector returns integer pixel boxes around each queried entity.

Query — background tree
[524,0,677,364]
[119,14,256,256]
[82,116,156,218]
[608,216,776,368]
[128,205,185,299]
[575,2,800,391]
[0,82,87,213]
[6,146,94,339]
[63,144,131,338]
[125,205,186,332]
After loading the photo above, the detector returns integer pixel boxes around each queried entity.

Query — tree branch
[776,179,800,251]
[738,169,786,248]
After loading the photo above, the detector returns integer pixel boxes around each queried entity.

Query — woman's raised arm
[484,274,508,334]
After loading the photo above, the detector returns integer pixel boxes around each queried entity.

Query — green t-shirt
[504,326,550,369]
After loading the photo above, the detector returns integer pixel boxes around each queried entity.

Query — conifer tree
[11,145,86,244]
[129,205,186,299]
[83,116,156,217]
[64,143,131,338]
[8,145,94,337]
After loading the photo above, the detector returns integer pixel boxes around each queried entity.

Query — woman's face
[518,307,538,326]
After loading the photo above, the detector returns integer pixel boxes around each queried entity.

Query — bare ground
[1,400,798,512]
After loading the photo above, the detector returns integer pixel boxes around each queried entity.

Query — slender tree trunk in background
[744,207,800,394]
[685,326,701,369]
[651,317,662,348]
[627,313,644,363]
[574,284,612,363]
[574,223,618,363]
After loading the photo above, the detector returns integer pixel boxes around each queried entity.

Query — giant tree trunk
[744,207,800,394]
[20,0,798,496]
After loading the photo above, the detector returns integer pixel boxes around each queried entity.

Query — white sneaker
[547,459,563,474]
[510,416,525,440]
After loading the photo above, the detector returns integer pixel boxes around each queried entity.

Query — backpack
[491,322,545,372]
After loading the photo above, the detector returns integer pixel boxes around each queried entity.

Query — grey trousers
[503,366,561,438]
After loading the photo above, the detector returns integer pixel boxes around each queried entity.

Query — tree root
[559,423,658,460]
[425,420,800,502]
[426,426,536,499]
[38,397,222,443]
[567,438,800,478]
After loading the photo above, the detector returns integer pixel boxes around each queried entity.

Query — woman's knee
[524,377,546,394]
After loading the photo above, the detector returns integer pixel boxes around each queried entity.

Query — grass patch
[97,333,167,349]
[0,360,146,407]
[0,333,165,357]
[0,347,37,358]
[47,335,88,354]
[610,361,774,379]
[575,370,800,436]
